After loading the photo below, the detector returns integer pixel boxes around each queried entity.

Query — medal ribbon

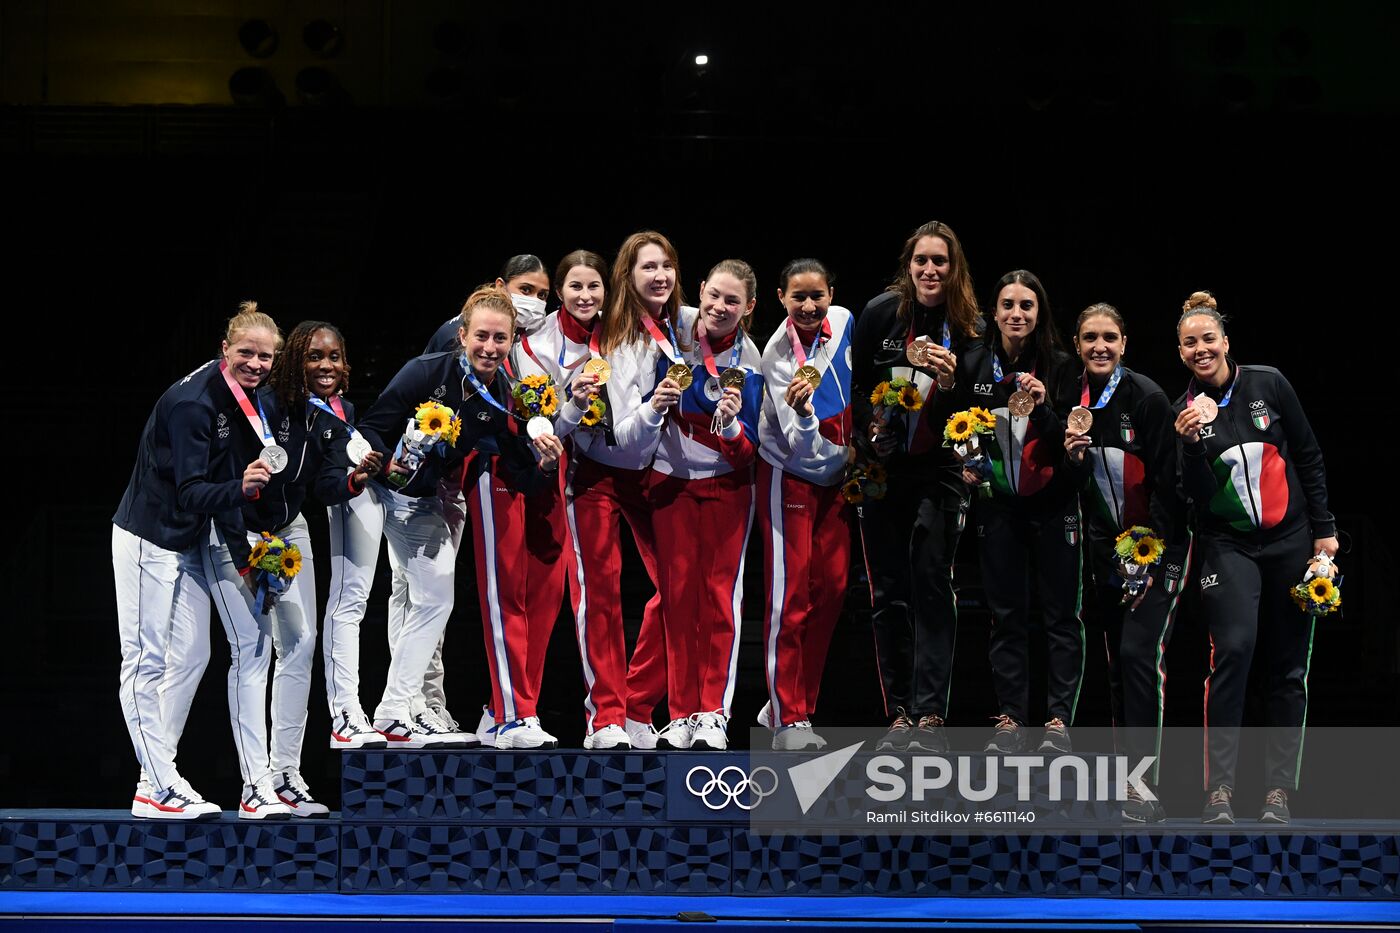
[904,317,952,355]
[308,395,364,441]
[461,355,510,415]
[640,312,682,363]
[1186,365,1238,408]
[556,323,600,372]
[785,317,831,367]
[1079,366,1124,409]
[990,353,1034,385]
[219,361,276,449]
[698,329,743,378]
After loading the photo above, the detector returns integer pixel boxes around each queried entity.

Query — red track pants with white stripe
[758,461,851,727]
[564,454,665,732]
[650,469,755,719]
[466,453,567,723]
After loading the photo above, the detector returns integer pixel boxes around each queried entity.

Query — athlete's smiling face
[632,243,676,316]
[304,328,346,400]
[559,264,605,324]
[779,271,833,334]
[1178,314,1230,385]
[697,271,753,340]
[1075,314,1126,380]
[222,327,277,390]
[908,235,949,307]
[459,307,514,381]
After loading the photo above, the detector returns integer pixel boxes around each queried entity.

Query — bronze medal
[1067,406,1094,435]
[582,357,611,385]
[1192,395,1218,424]
[795,364,822,389]
[1008,390,1035,418]
[666,362,693,389]
[720,367,746,390]
[905,336,932,368]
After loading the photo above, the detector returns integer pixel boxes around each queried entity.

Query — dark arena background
[2,2,1399,930]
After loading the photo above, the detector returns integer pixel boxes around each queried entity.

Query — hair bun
[1181,291,1217,314]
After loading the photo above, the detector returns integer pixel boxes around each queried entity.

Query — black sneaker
[876,712,915,751]
[909,714,948,753]
[1202,785,1235,824]
[1122,783,1166,823]
[1260,788,1290,824]
[983,714,1024,754]
[1038,717,1072,754]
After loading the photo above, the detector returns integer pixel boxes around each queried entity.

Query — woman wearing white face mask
[426,255,552,354]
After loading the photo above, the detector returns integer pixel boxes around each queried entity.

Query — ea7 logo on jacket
[1249,399,1271,431]
[1200,573,1219,590]
[881,338,905,351]
[973,383,994,396]
[1197,425,1215,439]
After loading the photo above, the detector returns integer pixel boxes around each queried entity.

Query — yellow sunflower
[1132,534,1164,566]
[970,407,995,430]
[899,385,923,411]
[869,381,891,406]
[945,413,974,443]
[442,415,462,446]
[248,541,269,568]
[1307,576,1336,605]
[417,402,451,436]
[540,386,559,417]
[280,546,303,579]
[581,398,606,427]
[841,478,864,504]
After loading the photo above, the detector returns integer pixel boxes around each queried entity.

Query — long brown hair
[885,220,979,338]
[600,231,687,355]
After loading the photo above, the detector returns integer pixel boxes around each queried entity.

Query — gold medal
[666,363,693,389]
[905,337,932,367]
[719,367,746,390]
[583,357,611,385]
[1192,395,1218,424]
[1067,406,1093,435]
[794,364,822,389]
[1008,390,1035,418]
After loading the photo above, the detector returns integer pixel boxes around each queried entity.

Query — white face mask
[510,292,547,334]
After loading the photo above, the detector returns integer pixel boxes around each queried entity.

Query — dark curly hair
[267,320,350,409]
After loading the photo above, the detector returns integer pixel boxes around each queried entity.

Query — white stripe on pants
[373,482,465,722]
[113,525,211,792]
[204,516,318,786]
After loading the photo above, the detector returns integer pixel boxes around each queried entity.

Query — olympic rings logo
[685,765,779,811]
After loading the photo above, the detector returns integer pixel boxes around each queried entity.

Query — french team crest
[1250,400,1271,430]
[1120,414,1135,444]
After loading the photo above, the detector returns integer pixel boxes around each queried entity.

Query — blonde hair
[457,284,518,334]
[225,300,283,348]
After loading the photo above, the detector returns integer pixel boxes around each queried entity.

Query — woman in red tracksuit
[476,250,610,748]
[647,259,765,752]
[756,258,855,751]
[554,231,682,749]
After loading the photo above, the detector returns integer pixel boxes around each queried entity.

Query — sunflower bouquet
[388,400,462,488]
[1113,525,1165,601]
[1290,559,1342,617]
[579,396,607,429]
[869,377,924,415]
[247,531,303,615]
[841,460,888,504]
[944,407,997,488]
[512,374,560,420]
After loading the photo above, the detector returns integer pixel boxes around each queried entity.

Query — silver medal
[527,416,555,440]
[260,444,288,474]
[346,435,372,465]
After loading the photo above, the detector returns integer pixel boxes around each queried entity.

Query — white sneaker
[689,712,729,751]
[495,716,559,749]
[772,720,827,751]
[413,708,472,748]
[757,700,775,730]
[583,724,632,750]
[239,777,292,820]
[373,717,438,749]
[625,717,659,750]
[143,778,221,821]
[330,708,388,750]
[476,705,498,746]
[657,717,694,750]
[430,705,480,747]
[132,777,155,817]
[274,769,331,818]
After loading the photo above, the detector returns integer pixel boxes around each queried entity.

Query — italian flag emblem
[1120,425,1135,443]
[1252,409,1271,430]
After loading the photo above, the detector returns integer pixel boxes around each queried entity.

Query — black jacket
[1175,363,1333,542]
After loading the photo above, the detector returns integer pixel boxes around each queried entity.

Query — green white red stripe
[1208,442,1289,531]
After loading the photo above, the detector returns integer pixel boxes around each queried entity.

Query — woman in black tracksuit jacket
[1172,291,1336,825]
[202,321,377,819]
[1063,303,1190,823]
[852,220,980,753]
[953,270,1080,755]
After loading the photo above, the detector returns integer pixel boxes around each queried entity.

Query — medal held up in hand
[1067,406,1093,435]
